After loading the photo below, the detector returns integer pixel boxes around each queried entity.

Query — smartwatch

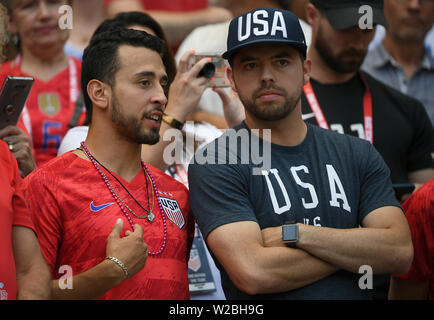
[282,221,298,248]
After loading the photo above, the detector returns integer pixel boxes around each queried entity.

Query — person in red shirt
[0,0,86,171]
[389,178,434,300]
[1,3,50,300]
[24,28,206,299]
[0,140,51,300]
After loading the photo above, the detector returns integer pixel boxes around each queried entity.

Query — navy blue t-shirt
[188,122,401,300]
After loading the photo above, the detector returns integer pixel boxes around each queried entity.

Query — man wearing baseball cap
[302,0,434,300]
[302,0,434,193]
[310,0,386,30]
[188,6,412,299]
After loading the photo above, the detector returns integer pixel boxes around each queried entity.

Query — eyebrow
[239,51,295,63]
[133,71,168,82]
[133,71,156,79]
[271,52,295,59]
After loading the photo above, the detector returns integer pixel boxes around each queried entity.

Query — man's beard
[237,82,302,122]
[111,93,160,145]
[315,26,367,74]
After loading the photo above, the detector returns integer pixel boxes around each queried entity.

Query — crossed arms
[206,206,413,295]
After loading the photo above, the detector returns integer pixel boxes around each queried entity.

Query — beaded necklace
[80,141,167,256]
[79,147,155,221]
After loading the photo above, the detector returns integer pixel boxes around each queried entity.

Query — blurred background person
[0,2,51,300]
[65,0,105,60]
[389,178,433,300]
[175,0,312,124]
[0,136,52,300]
[0,0,86,172]
[301,0,433,299]
[104,0,232,53]
[363,0,434,126]
[303,0,434,200]
[369,19,434,57]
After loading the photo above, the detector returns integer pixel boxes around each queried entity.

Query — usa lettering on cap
[237,9,288,42]
[223,7,307,60]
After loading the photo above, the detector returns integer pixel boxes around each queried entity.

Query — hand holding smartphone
[0,76,34,130]
[189,53,230,88]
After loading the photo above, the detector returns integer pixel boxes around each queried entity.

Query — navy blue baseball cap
[310,0,386,30]
[222,7,307,62]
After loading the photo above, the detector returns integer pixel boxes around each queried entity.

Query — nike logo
[90,201,114,212]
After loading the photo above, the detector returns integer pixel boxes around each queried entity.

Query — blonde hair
[0,2,7,62]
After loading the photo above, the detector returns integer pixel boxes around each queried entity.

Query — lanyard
[175,163,189,188]
[12,55,80,134]
[303,73,373,144]
[168,163,189,188]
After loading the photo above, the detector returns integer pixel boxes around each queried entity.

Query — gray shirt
[362,42,434,126]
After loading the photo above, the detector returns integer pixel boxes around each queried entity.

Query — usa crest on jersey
[38,93,61,117]
[159,197,185,229]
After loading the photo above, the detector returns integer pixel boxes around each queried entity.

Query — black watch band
[162,114,184,130]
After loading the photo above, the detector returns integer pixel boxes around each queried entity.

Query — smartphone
[189,53,230,88]
[0,76,34,130]
[392,183,415,200]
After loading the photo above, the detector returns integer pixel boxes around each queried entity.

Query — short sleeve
[393,183,433,282]
[12,174,34,231]
[188,145,257,239]
[358,142,402,224]
[5,145,35,232]
[24,170,62,272]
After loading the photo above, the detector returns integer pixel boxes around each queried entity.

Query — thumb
[109,218,124,238]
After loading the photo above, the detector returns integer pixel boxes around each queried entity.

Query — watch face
[283,225,298,242]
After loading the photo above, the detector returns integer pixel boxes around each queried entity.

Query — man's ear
[305,3,320,27]
[226,66,237,94]
[87,80,110,110]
